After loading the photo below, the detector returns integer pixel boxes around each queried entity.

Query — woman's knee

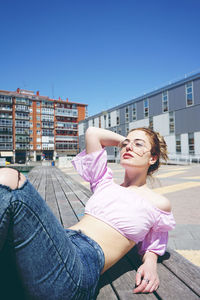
[0,168,26,190]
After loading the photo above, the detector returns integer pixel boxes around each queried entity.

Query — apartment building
[78,72,200,163]
[0,89,87,163]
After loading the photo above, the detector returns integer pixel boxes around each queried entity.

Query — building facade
[78,72,200,163]
[0,88,87,163]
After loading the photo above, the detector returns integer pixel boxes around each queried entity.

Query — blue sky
[1,0,200,116]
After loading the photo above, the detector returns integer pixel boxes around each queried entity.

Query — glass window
[132,103,137,121]
[116,110,120,125]
[144,99,149,118]
[149,116,153,130]
[186,82,193,106]
[188,133,194,155]
[30,122,33,127]
[36,108,40,113]
[36,115,40,121]
[37,102,40,106]
[162,91,168,113]
[125,107,129,123]
[176,135,181,153]
[108,113,111,127]
[169,112,175,133]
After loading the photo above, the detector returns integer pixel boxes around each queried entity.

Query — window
[37,138,41,142]
[108,113,111,127]
[132,103,137,121]
[36,108,40,113]
[37,144,41,149]
[37,123,40,128]
[30,122,33,127]
[125,107,129,123]
[176,135,181,153]
[149,116,153,130]
[104,114,106,128]
[99,116,101,128]
[36,115,40,121]
[92,119,94,126]
[37,130,41,135]
[144,99,149,118]
[116,110,120,125]
[169,112,175,133]
[37,102,40,106]
[126,125,129,135]
[186,82,193,106]
[162,91,168,112]
[188,133,194,155]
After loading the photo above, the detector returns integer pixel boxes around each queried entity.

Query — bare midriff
[69,214,136,274]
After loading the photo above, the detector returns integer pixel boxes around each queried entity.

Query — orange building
[0,88,87,163]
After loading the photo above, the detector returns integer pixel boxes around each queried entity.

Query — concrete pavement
[59,162,200,267]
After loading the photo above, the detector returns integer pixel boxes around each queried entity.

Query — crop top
[71,148,176,256]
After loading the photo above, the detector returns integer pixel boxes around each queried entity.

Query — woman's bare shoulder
[148,189,172,212]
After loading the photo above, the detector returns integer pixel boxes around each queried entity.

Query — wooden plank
[37,167,46,199]
[156,263,199,300]
[53,169,85,219]
[97,274,119,299]
[161,248,200,297]
[45,167,61,221]
[105,256,157,300]
[50,168,78,228]
[54,168,91,206]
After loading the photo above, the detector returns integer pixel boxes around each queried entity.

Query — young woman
[0,127,175,299]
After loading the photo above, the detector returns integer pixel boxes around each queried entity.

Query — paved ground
[60,162,200,267]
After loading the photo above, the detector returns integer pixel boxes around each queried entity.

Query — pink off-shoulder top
[71,148,175,256]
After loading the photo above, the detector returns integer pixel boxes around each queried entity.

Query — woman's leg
[0,168,99,300]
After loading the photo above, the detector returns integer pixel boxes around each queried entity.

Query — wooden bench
[1,165,200,299]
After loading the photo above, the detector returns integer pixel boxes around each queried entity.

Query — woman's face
[120,130,154,169]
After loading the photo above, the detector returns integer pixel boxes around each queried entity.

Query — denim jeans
[0,179,105,300]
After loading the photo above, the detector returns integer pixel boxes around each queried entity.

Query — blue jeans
[0,179,105,299]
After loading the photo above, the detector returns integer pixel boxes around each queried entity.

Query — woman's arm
[133,251,159,293]
[85,127,125,154]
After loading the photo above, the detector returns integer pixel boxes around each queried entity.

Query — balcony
[0,137,13,143]
[15,120,30,128]
[55,136,78,141]
[0,119,12,126]
[42,122,54,128]
[55,108,78,118]
[15,105,29,112]
[15,128,30,135]
[0,96,12,104]
[0,113,12,119]
[41,116,54,122]
[15,143,29,150]
[55,121,78,130]
[15,98,30,105]
[0,106,12,111]
[15,114,30,120]
[15,136,30,143]
[0,128,12,135]
[0,143,13,150]
[41,108,54,115]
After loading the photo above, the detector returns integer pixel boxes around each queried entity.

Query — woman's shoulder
[147,188,172,212]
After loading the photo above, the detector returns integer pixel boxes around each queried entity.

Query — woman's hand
[133,252,160,293]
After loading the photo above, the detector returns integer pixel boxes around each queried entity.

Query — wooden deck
[28,166,200,300]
